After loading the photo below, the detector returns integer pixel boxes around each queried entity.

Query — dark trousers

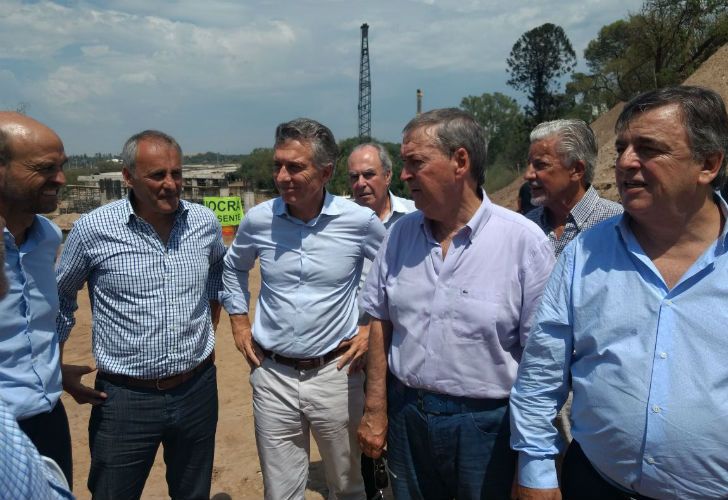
[562,441,655,500]
[18,399,74,488]
[386,378,515,499]
[88,363,218,500]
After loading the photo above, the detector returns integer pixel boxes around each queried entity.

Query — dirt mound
[491,43,728,207]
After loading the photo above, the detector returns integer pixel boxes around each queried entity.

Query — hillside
[490,43,728,209]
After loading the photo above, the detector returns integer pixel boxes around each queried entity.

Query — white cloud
[0,0,644,153]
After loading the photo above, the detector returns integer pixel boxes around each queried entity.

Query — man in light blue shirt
[0,112,72,487]
[510,86,728,500]
[222,118,386,499]
[358,109,554,499]
[57,130,225,499]
[0,215,73,500]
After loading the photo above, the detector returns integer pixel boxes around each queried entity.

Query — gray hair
[616,85,728,189]
[350,142,393,174]
[274,118,338,170]
[530,119,597,185]
[120,130,182,173]
[402,108,487,187]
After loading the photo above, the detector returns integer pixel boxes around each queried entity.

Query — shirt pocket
[447,288,505,343]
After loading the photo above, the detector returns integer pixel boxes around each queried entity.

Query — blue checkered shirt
[56,198,225,378]
[526,186,623,257]
[0,396,74,499]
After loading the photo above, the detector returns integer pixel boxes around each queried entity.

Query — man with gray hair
[524,119,622,258]
[57,129,226,498]
[358,108,554,498]
[222,118,386,499]
[348,142,415,226]
[511,86,728,499]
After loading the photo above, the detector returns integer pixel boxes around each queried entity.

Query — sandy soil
[61,262,335,500]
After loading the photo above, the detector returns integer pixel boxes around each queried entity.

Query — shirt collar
[422,188,491,243]
[273,190,341,221]
[569,185,601,230]
[616,191,728,250]
[120,192,188,224]
[3,215,44,251]
[389,192,409,215]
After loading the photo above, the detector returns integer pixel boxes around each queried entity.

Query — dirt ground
[61,262,336,500]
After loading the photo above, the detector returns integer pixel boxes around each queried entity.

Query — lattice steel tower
[358,23,371,141]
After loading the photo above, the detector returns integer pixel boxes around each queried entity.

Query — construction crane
[358,23,371,142]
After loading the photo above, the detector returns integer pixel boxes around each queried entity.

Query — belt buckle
[155,377,166,391]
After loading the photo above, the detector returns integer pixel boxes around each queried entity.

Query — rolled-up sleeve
[359,229,392,321]
[55,222,91,342]
[206,221,226,301]
[220,216,257,315]
[510,242,575,489]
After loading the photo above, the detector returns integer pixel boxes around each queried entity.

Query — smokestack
[416,89,423,115]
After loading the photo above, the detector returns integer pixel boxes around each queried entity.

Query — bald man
[0,112,72,485]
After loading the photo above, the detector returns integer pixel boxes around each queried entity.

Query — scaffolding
[358,23,371,142]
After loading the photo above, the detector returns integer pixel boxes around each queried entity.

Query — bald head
[0,113,66,230]
[0,112,63,165]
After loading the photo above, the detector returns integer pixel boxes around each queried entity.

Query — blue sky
[0,0,643,155]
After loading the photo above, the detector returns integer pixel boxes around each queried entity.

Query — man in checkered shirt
[57,130,225,499]
[524,119,623,258]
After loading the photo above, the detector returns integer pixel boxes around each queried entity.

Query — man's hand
[357,408,388,459]
[337,324,370,374]
[230,314,263,369]
[514,486,561,500]
[61,364,107,405]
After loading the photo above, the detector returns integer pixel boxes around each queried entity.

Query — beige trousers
[250,356,366,500]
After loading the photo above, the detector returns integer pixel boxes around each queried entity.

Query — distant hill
[490,43,728,210]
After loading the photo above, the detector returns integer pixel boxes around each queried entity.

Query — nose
[400,166,414,182]
[52,168,66,186]
[352,174,366,189]
[616,145,640,171]
[274,166,291,183]
[523,163,536,181]
[162,173,177,189]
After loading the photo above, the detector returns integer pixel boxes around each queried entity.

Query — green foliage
[484,162,520,194]
[570,0,728,108]
[184,152,246,164]
[460,92,530,174]
[234,148,276,191]
[506,23,577,124]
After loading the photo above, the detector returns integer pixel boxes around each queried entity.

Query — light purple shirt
[360,191,555,398]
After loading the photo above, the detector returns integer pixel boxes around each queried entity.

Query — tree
[506,23,576,124]
[460,92,527,168]
[570,0,728,110]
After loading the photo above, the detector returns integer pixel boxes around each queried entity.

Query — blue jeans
[387,377,515,500]
[88,363,218,500]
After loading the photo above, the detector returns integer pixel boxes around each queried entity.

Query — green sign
[204,196,244,226]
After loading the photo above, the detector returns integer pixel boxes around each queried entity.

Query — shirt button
[646,456,656,465]
[664,299,672,306]
[652,404,661,413]
[660,352,667,359]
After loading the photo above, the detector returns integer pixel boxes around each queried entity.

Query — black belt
[263,345,348,371]
[97,352,215,391]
